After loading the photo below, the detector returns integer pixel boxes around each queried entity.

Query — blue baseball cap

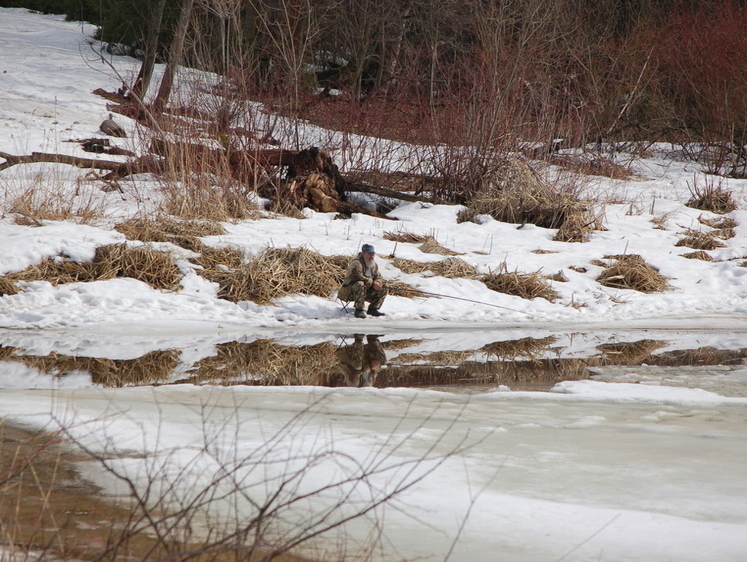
[362,244,375,253]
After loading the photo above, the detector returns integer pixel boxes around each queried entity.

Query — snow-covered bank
[3,8,747,333]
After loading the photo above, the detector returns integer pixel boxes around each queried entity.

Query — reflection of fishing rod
[387,286,548,319]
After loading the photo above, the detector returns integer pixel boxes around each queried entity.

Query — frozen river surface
[1,325,747,561]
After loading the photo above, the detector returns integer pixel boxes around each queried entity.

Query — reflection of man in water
[336,334,387,387]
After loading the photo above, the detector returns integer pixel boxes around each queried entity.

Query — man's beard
[364,256,375,268]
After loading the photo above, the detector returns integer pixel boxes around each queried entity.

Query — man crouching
[337,243,388,318]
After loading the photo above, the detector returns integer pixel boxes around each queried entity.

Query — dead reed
[391,257,476,278]
[2,243,182,291]
[199,247,348,304]
[596,254,670,293]
[675,230,726,250]
[681,251,716,262]
[115,217,227,252]
[699,216,737,230]
[549,154,638,180]
[0,278,19,296]
[384,231,458,255]
[454,157,602,243]
[481,264,560,301]
[686,177,738,214]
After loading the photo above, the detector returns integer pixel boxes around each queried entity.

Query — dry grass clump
[686,177,738,214]
[681,251,716,262]
[199,247,349,304]
[115,218,226,251]
[2,244,182,291]
[384,231,431,244]
[596,254,670,293]
[418,237,459,255]
[456,158,602,243]
[0,277,20,296]
[8,185,105,225]
[545,270,569,282]
[699,216,737,230]
[391,257,476,278]
[549,154,638,180]
[191,245,246,271]
[384,231,458,255]
[386,280,427,299]
[92,244,182,290]
[481,264,559,301]
[675,230,726,250]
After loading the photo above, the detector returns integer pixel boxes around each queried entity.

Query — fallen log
[345,180,433,203]
[0,150,163,178]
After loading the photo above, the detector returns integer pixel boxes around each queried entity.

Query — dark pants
[340,281,388,311]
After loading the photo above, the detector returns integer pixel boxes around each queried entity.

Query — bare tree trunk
[130,0,167,102]
[152,0,196,115]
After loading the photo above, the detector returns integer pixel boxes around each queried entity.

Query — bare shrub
[481,264,559,302]
[675,231,726,250]
[681,251,716,262]
[54,396,475,561]
[596,254,670,293]
[686,176,738,214]
[392,257,477,278]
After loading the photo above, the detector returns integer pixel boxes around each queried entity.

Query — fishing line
[388,287,550,320]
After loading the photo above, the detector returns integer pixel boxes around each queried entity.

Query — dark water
[2,331,746,391]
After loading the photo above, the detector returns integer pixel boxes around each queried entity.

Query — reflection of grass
[185,339,342,385]
[2,347,180,386]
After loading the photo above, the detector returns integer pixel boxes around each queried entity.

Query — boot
[367,306,385,317]
[354,309,367,319]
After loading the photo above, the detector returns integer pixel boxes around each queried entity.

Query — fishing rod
[388,286,549,319]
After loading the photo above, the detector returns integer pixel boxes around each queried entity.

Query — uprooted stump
[596,254,670,293]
